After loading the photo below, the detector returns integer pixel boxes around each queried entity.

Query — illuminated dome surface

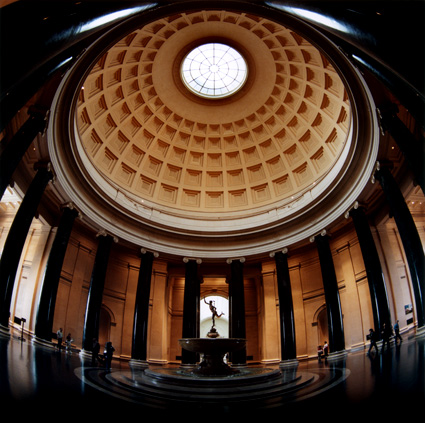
[76,11,351,214]
[48,9,378,258]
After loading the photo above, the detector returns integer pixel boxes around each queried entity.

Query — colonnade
[0,9,424,360]
[0,133,424,366]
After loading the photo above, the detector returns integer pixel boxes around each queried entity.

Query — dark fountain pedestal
[132,337,299,406]
[179,338,246,376]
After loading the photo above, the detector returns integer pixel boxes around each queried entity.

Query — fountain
[178,298,245,375]
[179,337,245,376]
[134,298,284,399]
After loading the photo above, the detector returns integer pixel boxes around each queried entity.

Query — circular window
[181,43,248,99]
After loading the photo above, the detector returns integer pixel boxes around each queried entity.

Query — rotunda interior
[0,0,424,417]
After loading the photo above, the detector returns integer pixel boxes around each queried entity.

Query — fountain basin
[179,338,246,376]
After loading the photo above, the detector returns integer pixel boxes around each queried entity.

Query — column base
[279,358,299,368]
[129,359,149,369]
[79,349,93,360]
[415,326,425,337]
[0,324,10,337]
[32,336,56,349]
[327,350,348,361]
[229,362,247,368]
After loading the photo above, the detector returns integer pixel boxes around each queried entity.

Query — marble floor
[1,328,424,419]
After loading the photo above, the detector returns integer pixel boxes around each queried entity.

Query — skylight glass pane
[181,43,248,99]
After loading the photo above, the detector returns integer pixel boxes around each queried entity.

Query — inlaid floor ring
[74,365,351,410]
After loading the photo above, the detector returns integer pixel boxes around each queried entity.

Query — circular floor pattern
[75,365,350,410]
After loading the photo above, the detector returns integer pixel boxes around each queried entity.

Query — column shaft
[379,104,425,193]
[0,107,48,198]
[274,251,297,361]
[350,207,391,335]
[181,259,199,365]
[35,206,78,341]
[229,259,246,365]
[375,166,425,327]
[0,166,53,327]
[131,251,154,361]
[315,234,345,353]
[82,233,114,351]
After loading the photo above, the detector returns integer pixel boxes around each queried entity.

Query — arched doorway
[316,306,329,349]
[98,306,112,349]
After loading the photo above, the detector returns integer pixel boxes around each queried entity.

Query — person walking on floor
[394,320,403,344]
[381,323,392,352]
[367,328,379,355]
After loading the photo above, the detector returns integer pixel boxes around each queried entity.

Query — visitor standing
[56,328,63,350]
[323,341,329,357]
[65,333,73,353]
[92,338,100,365]
[104,341,115,369]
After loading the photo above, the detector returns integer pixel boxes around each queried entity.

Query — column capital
[141,248,159,258]
[33,161,56,185]
[27,104,50,119]
[226,257,245,264]
[344,201,368,218]
[61,202,82,218]
[183,257,202,264]
[96,229,118,243]
[309,229,327,243]
[371,160,395,183]
[269,248,288,258]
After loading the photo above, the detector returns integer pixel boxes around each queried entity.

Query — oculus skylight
[181,43,248,99]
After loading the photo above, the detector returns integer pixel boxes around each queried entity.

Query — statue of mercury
[204,298,224,328]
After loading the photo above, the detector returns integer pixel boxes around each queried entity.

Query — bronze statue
[204,298,224,328]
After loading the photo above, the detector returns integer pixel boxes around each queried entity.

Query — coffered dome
[76,10,350,215]
[48,7,379,258]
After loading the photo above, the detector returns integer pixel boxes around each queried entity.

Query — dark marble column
[314,233,345,353]
[0,106,48,199]
[34,205,79,341]
[228,258,246,366]
[82,232,114,352]
[378,104,425,194]
[350,206,391,335]
[0,164,53,328]
[375,165,425,327]
[131,250,154,362]
[181,258,200,365]
[274,250,297,362]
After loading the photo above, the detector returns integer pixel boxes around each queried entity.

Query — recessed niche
[229,189,247,207]
[182,189,200,207]
[136,175,156,196]
[159,184,178,204]
[206,171,223,187]
[251,183,271,203]
[184,169,202,186]
[205,191,224,208]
